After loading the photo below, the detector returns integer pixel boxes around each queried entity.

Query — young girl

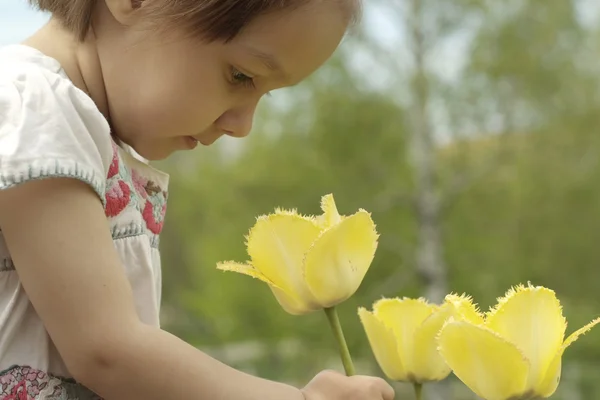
[0,0,396,399]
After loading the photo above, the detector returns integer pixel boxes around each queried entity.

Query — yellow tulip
[437,283,600,400]
[358,293,482,384]
[217,194,378,315]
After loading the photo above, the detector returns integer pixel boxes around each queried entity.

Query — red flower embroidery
[107,142,120,179]
[5,380,27,400]
[142,200,167,234]
[104,143,132,218]
[105,180,131,217]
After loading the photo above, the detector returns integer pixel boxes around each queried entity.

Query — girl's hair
[29,0,363,42]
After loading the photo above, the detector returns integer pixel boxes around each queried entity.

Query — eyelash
[230,67,255,89]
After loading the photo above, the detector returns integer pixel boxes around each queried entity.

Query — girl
[0,0,396,399]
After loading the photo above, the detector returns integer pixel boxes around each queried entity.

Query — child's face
[95,1,350,160]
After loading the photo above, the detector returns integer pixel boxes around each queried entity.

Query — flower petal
[444,293,485,325]
[217,262,318,315]
[246,212,321,309]
[411,306,453,382]
[438,320,530,400]
[358,307,408,381]
[485,284,566,389]
[303,210,378,307]
[216,261,277,286]
[269,286,323,315]
[408,293,485,381]
[537,317,600,398]
[316,193,342,229]
[374,298,435,379]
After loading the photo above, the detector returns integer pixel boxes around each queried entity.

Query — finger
[367,377,395,400]
[353,376,395,400]
[380,381,395,400]
[322,369,344,377]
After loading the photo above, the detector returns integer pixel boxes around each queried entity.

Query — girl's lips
[185,131,226,148]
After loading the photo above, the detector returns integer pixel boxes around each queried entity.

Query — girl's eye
[230,67,255,89]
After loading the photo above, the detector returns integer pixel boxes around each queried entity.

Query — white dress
[0,45,169,399]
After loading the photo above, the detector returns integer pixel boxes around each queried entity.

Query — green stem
[324,306,356,376]
[413,383,423,400]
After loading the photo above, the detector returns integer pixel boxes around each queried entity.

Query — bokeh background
[2,0,600,399]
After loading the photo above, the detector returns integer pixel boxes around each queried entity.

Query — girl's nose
[215,104,257,138]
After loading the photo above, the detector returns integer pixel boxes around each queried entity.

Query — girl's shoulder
[0,44,114,202]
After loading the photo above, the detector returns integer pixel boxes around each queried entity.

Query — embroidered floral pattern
[105,143,132,218]
[104,142,168,237]
[131,169,149,200]
[105,180,132,218]
[0,366,101,400]
[106,145,120,180]
[142,200,167,234]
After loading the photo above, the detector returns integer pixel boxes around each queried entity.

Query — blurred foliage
[156,0,600,398]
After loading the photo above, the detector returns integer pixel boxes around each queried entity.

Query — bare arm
[0,178,303,400]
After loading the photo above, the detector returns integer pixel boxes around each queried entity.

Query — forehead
[230,2,349,84]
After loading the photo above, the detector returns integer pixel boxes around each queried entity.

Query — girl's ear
[104,0,146,26]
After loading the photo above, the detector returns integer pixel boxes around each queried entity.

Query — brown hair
[29,0,362,42]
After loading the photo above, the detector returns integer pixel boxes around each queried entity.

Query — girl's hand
[302,370,395,400]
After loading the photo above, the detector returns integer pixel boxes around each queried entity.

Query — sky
[0,0,50,46]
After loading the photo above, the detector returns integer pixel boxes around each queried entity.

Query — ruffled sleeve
[0,59,113,204]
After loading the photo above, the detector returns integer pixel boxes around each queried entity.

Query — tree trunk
[409,0,450,398]
[409,0,448,305]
